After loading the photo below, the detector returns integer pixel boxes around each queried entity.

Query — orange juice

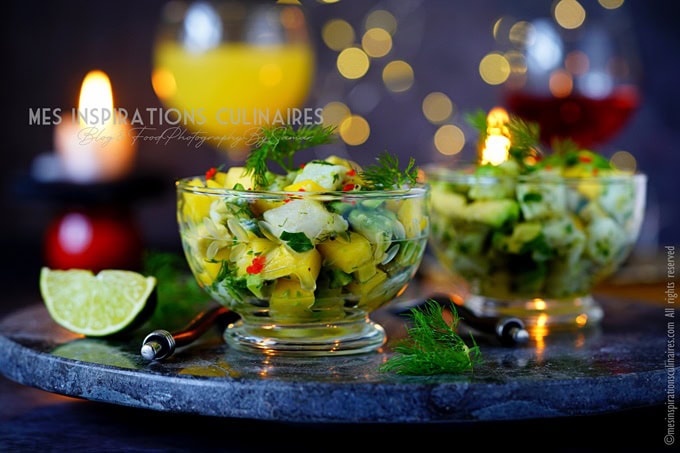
[153,41,315,151]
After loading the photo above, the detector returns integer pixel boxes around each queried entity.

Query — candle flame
[480,107,510,166]
[78,70,114,128]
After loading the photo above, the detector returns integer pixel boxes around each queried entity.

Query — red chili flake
[299,163,306,169]
[347,169,356,177]
[298,188,306,192]
[342,183,355,191]
[545,164,552,170]
[246,255,266,275]
[579,155,592,163]
[283,199,292,204]
[205,167,217,180]
[593,168,599,176]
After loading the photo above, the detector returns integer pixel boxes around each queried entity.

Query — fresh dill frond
[244,124,336,188]
[140,250,216,332]
[506,115,541,160]
[464,109,489,136]
[380,299,482,376]
[360,151,419,190]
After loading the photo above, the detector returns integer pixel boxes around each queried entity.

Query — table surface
[0,269,676,451]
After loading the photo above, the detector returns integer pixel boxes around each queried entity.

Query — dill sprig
[360,151,419,190]
[244,125,336,188]
[380,299,482,376]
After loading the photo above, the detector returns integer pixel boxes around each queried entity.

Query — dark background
[1,0,678,303]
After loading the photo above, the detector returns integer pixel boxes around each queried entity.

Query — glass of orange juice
[151,0,316,159]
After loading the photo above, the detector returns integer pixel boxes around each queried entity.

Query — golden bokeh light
[610,150,637,172]
[337,47,370,79]
[365,9,397,35]
[318,0,341,4]
[422,92,453,124]
[382,60,414,92]
[151,67,177,100]
[493,16,515,44]
[505,50,527,74]
[565,50,590,75]
[509,21,533,46]
[479,52,510,85]
[549,69,573,97]
[362,28,392,58]
[322,19,355,51]
[339,114,370,146]
[321,101,351,128]
[598,0,624,9]
[434,125,465,156]
[554,0,586,30]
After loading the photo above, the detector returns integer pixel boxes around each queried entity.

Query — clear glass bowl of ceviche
[425,149,646,333]
[177,153,430,356]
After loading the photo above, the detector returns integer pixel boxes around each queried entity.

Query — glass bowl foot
[223,317,386,356]
[463,294,604,333]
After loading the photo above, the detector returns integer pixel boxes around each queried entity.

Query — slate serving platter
[0,296,673,424]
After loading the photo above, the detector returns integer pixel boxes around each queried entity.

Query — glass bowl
[424,165,646,332]
[176,178,430,356]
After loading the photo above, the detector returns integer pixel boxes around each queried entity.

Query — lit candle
[54,70,136,183]
[480,107,511,166]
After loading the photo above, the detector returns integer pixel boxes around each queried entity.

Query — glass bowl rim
[422,164,647,185]
[176,176,430,200]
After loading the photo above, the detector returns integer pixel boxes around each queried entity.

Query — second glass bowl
[424,165,646,332]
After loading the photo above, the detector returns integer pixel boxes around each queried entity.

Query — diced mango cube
[317,232,372,273]
[397,198,428,238]
[223,166,255,189]
[181,178,212,223]
[260,245,321,291]
[284,180,328,192]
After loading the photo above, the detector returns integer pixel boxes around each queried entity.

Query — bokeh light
[339,114,370,146]
[321,101,351,128]
[365,9,397,35]
[598,0,624,9]
[422,92,453,124]
[362,28,392,58]
[322,19,355,51]
[509,21,533,47]
[337,47,370,79]
[549,69,573,97]
[610,150,637,172]
[565,50,590,75]
[479,52,510,85]
[382,60,414,92]
[553,0,586,30]
[434,125,465,156]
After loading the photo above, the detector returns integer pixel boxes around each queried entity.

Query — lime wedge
[39,267,157,337]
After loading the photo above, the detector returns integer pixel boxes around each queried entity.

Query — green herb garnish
[245,125,336,188]
[141,250,216,332]
[279,231,314,253]
[380,299,481,376]
[360,151,419,190]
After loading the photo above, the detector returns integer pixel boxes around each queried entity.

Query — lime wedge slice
[39,267,157,337]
